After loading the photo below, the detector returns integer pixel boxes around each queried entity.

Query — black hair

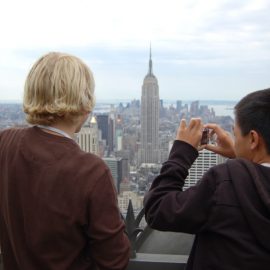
[234,88,270,154]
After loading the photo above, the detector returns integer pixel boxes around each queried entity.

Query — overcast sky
[0,0,270,102]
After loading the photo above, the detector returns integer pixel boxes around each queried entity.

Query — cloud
[0,0,270,101]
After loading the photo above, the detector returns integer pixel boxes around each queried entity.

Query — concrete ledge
[127,253,188,270]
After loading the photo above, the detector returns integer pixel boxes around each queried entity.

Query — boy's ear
[249,130,260,150]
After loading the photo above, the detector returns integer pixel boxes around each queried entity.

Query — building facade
[77,116,99,156]
[118,191,144,213]
[103,157,129,193]
[139,48,160,164]
[96,113,114,154]
[184,149,226,189]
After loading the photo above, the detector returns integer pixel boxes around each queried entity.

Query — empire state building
[139,48,160,164]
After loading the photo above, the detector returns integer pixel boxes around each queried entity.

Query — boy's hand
[204,123,236,158]
[176,118,204,149]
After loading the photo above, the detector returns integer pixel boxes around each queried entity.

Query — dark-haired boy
[144,88,270,270]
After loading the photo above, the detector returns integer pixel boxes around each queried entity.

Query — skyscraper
[139,47,160,164]
[96,114,109,142]
[184,149,226,189]
[103,157,129,194]
[96,113,114,154]
[77,116,99,156]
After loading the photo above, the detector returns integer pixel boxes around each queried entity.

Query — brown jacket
[0,127,130,270]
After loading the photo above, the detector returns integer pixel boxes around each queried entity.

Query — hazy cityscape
[1,0,270,269]
[0,53,236,217]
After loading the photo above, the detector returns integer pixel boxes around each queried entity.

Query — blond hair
[23,52,95,125]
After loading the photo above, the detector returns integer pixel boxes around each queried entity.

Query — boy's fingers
[205,144,219,153]
[209,129,216,137]
[205,123,224,137]
[189,118,201,130]
[198,145,206,151]
[180,119,187,130]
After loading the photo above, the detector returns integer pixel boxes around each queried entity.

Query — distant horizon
[0,98,237,105]
[0,98,236,118]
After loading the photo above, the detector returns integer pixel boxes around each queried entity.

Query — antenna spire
[148,43,153,75]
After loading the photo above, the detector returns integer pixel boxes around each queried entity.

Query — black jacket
[144,140,270,270]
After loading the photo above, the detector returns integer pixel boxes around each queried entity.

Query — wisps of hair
[23,52,95,125]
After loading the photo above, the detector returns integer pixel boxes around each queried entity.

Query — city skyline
[1,0,270,102]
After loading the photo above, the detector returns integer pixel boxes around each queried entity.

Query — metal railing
[125,200,188,269]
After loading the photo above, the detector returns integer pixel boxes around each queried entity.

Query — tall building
[96,113,114,154]
[108,116,114,153]
[139,47,160,164]
[96,114,109,142]
[176,100,182,113]
[77,116,99,156]
[115,114,123,151]
[190,100,199,117]
[103,157,129,193]
[184,149,226,189]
